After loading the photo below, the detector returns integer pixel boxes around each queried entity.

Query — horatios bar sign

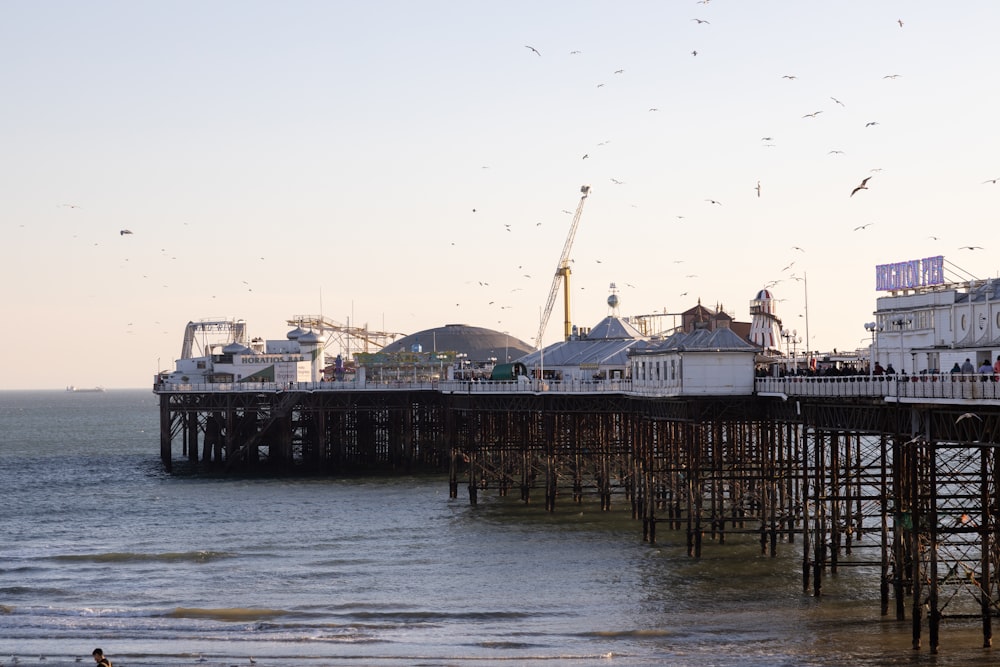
[875,255,945,291]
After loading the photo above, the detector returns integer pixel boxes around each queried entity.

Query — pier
[155,373,1000,653]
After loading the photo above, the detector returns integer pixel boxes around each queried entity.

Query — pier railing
[756,373,1000,402]
[153,378,635,394]
[153,373,1000,402]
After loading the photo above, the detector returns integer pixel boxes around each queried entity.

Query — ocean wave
[52,550,236,563]
[164,607,296,622]
[582,628,673,638]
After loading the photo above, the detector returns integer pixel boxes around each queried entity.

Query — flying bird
[791,246,805,252]
[959,245,984,250]
[897,19,904,27]
[705,198,722,205]
[525,45,541,56]
[802,111,823,118]
[830,97,845,106]
[883,74,902,79]
[853,223,874,231]
[119,229,133,235]
[692,18,710,24]
[614,69,624,74]
[982,178,1000,184]
[781,75,797,80]
[691,50,697,56]
[865,121,879,127]
[956,412,982,423]
[850,176,872,197]
[755,181,761,197]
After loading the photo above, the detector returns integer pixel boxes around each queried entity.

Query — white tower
[297,330,324,382]
[748,289,783,350]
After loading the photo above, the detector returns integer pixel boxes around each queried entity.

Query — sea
[1,389,995,667]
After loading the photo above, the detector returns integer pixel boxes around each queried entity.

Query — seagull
[525,45,541,56]
[850,176,872,196]
[883,74,901,79]
[705,198,722,205]
[781,75,797,80]
[610,178,624,184]
[959,245,984,250]
[802,110,823,118]
[755,181,761,197]
[691,50,697,56]
[569,50,581,55]
[897,19,904,27]
[830,96,845,106]
[865,121,879,127]
[60,203,81,209]
[581,153,589,159]
[956,412,982,423]
[648,107,658,112]
[853,223,874,231]
[828,150,845,155]
[120,229,133,235]
[982,178,1000,184]
[613,69,624,74]
[692,18,710,24]
[791,246,805,252]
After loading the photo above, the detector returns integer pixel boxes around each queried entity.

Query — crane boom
[535,185,590,349]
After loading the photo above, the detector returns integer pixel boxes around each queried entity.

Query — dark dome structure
[382,324,533,364]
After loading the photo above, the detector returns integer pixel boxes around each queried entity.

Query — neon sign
[875,255,944,291]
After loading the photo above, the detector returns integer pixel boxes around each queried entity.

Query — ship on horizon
[66,385,105,393]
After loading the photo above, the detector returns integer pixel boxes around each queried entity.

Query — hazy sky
[4,2,1000,389]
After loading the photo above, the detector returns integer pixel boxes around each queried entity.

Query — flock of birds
[503,10,992,343]
[43,8,993,355]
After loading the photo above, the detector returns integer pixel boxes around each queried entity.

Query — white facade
[630,328,758,396]
[160,324,321,385]
[873,279,1000,373]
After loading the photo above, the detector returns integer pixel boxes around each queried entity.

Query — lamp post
[890,317,911,373]
[864,322,878,377]
[781,328,800,373]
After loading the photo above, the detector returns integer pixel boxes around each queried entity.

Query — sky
[4,1,1000,389]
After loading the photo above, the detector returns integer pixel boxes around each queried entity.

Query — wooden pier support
[155,387,1000,653]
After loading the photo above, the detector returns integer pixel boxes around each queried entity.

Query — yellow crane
[535,184,590,349]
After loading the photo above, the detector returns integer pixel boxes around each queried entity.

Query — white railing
[756,373,1000,402]
[153,374,1000,403]
[153,379,634,395]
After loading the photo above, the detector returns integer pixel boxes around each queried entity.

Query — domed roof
[222,341,252,355]
[286,326,306,340]
[381,324,534,363]
[755,289,773,300]
[297,330,321,344]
